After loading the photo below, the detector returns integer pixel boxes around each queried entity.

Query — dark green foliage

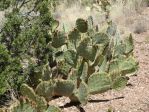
[0,0,57,94]
[0,44,10,94]
[0,44,25,95]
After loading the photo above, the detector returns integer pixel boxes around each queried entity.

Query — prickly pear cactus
[20,84,47,111]
[19,17,138,107]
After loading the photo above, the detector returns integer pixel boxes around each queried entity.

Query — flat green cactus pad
[106,22,117,36]
[109,57,138,76]
[35,81,55,99]
[76,18,88,33]
[52,31,66,48]
[114,44,126,57]
[124,34,134,55]
[54,80,75,96]
[88,72,111,94]
[46,105,61,112]
[80,62,88,82]
[99,56,109,73]
[112,76,128,90]
[77,38,97,61]
[35,96,47,111]
[68,28,81,42]
[12,103,36,112]
[21,84,37,102]
[76,82,89,105]
[120,57,138,76]
[64,50,77,67]
[20,84,47,111]
[92,33,109,45]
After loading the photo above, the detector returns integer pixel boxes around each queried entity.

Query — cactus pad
[52,31,66,48]
[70,81,88,105]
[12,103,36,112]
[20,84,47,111]
[20,84,37,102]
[54,80,75,96]
[77,38,97,61]
[112,76,128,90]
[119,57,138,76]
[76,18,88,33]
[35,81,55,99]
[80,62,88,82]
[68,28,81,42]
[64,50,77,67]
[88,72,111,94]
[124,34,134,55]
[92,33,109,45]
[46,105,61,112]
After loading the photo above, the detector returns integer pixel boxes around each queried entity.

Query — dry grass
[53,0,149,34]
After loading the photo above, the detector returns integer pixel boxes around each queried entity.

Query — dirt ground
[49,7,149,112]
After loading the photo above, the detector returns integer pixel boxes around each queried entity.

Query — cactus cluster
[19,18,138,111]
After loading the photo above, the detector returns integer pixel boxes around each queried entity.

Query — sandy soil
[49,7,149,112]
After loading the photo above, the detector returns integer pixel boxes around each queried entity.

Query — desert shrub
[0,0,56,94]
